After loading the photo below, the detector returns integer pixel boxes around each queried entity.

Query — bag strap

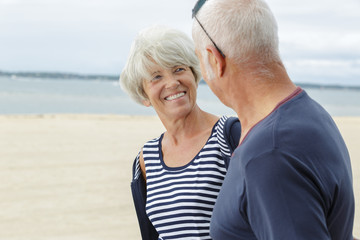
[223,116,241,169]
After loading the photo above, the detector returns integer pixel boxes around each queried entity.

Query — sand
[0,114,359,239]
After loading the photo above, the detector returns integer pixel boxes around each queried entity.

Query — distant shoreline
[1,70,359,90]
[0,70,119,81]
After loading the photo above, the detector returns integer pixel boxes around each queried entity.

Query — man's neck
[228,62,297,144]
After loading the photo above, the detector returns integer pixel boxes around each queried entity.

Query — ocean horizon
[1,75,360,117]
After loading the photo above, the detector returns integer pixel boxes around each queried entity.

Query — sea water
[1,76,359,116]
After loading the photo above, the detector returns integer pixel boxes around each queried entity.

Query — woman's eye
[175,67,186,73]
[151,75,162,81]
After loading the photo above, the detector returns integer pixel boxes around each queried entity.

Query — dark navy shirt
[210,88,354,240]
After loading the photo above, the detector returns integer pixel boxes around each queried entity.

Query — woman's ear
[142,99,151,107]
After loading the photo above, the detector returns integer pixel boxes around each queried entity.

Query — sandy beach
[0,114,359,239]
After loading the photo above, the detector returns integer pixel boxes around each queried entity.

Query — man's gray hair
[192,0,281,66]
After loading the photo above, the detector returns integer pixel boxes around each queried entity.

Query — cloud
[0,0,195,74]
[0,0,359,86]
[267,0,360,86]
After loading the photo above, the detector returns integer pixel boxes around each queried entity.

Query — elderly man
[191,0,355,239]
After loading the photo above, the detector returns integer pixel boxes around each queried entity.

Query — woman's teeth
[165,92,185,101]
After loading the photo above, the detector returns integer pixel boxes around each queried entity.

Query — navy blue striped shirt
[136,116,233,240]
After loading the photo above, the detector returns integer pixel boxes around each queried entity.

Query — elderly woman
[120,25,240,240]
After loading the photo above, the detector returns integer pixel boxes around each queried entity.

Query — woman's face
[142,64,198,119]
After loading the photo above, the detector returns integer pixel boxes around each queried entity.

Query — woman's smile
[164,91,186,101]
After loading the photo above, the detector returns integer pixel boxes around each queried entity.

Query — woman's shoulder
[216,116,240,135]
[216,115,241,152]
[142,133,164,148]
[132,133,163,174]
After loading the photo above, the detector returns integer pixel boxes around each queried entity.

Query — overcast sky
[0,0,359,86]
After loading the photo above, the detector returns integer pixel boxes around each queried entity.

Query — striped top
[134,116,233,240]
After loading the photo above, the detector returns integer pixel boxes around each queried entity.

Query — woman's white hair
[192,0,281,67]
[120,25,202,105]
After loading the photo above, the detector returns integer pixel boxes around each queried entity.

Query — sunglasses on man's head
[192,0,226,58]
[192,0,207,18]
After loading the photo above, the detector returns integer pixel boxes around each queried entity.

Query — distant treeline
[1,70,359,90]
[295,83,360,90]
[0,70,119,81]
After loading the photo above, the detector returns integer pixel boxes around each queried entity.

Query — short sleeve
[243,149,331,240]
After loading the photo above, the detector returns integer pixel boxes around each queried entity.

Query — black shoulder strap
[223,116,241,169]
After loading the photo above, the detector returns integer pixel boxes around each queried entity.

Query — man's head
[192,0,281,82]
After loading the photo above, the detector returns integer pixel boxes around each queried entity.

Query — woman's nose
[165,77,180,89]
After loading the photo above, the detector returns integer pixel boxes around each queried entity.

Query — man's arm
[244,150,331,240]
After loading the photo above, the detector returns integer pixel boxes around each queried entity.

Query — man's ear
[142,99,151,107]
[206,45,226,77]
